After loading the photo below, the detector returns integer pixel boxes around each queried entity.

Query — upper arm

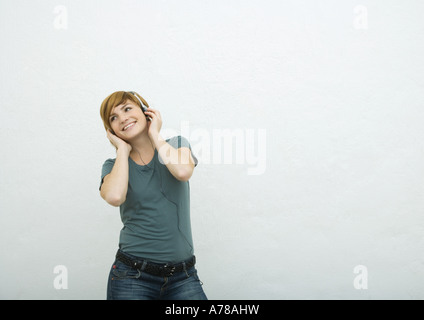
[99,173,110,194]
[99,173,113,201]
[167,136,198,166]
[166,136,198,181]
[179,147,196,167]
[99,158,115,191]
[177,147,196,181]
[99,158,123,206]
[99,173,124,207]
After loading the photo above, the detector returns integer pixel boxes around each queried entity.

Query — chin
[123,127,147,141]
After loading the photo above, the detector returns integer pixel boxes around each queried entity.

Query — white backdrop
[1,0,424,300]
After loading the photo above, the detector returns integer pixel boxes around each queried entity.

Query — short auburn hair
[100,91,150,132]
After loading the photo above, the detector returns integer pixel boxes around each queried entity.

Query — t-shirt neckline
[128,149,157,170]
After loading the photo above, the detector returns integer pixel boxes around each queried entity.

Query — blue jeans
[106,253,208,300]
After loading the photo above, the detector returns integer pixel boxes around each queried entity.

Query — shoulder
[101,158,116,170]
[100,158,116,183]
[166,135,191,149]
[166,136,198,168]
[103,158,116,165]
[166,135,182,144]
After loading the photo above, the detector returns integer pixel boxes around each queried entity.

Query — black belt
[115,250,196,277]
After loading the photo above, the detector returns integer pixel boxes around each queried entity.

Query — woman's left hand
[145,108,162,140]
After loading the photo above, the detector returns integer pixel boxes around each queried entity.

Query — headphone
[129,91,149,114]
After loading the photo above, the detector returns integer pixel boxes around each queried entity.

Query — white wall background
[1,0,423,300]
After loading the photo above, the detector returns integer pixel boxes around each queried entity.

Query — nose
[119,114,129,124]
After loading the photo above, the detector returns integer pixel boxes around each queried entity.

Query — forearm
[100,148,130,206]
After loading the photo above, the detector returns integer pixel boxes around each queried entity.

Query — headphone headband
[129,91,148,112]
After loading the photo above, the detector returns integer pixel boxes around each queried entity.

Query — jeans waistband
[115,250,196,277]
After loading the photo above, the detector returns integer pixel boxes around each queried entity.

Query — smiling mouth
[122,122,136,131]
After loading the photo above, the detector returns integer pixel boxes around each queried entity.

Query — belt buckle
[132,260,143,270]
[163,264,176,277]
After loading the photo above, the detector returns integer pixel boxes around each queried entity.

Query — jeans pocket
[111,261,141,280]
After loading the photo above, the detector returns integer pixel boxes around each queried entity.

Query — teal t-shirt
[100,136,198,264]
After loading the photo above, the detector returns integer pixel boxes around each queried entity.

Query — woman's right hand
[106,129,132,155]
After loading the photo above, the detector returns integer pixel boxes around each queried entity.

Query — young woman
[99,91,207,300]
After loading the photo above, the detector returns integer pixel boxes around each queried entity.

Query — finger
[146,109,160,120]
[107,129,116,138]
[146,108,160,116]
[144,110,155,118]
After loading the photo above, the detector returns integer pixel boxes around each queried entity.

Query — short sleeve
[166,136,198,167]
[99,158,116,191]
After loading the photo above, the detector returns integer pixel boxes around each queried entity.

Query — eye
[125,107,132,112]
[110,116,116,122]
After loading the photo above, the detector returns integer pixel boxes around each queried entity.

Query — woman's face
[109,100,148,141]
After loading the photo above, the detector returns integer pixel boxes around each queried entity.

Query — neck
[129,132,155,155]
